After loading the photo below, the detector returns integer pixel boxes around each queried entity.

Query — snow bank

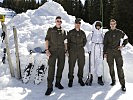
[0,1,133,85]
[0,7,16,23]
[7,1,92,50]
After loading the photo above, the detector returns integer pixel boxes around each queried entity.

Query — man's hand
[46,50,51,57]
[65,50,69,57]
[118,46,123,50]
[104,54,107,58]
[65,51,69,57]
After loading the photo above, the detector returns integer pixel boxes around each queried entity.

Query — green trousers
[68,48,85,80]
[47,49,65,88]
[107,50,125,86]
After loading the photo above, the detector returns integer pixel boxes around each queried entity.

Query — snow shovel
[85,52,93,86]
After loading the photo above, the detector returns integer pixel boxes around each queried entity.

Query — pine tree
[102,0,112,28]
[3,0,9,8]
[110,0,119,20]
[65,0,73,15]
[74,0,83,18]
[41,0,47,5]
[92,0,101,22]
[117,0,133,44]
[37,0,41,8]
[57,0,73,16]
[31,0,36,9]
[83,0,93,23]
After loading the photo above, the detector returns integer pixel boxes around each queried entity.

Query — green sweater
[103,29,128,54]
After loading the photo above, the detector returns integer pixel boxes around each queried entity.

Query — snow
[1,77,133,100]
[81,0,86,5]
[0,7,15,17]
[0,0,3,3]
[0,7,16,24]
[0,1,133,100]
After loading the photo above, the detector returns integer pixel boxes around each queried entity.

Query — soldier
[45,16,67,95]
[103,19,128,92]
[67,18,87,87]
[86,21,104,86]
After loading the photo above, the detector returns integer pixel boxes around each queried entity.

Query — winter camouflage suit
[103,29,128,86]
[86,21,104,77]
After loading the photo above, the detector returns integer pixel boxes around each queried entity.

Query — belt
[92,42,103,44]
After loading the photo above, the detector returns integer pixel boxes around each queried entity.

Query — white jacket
[86,21,104,52]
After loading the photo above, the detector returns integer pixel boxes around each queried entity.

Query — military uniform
[45,26,66,88]
[67,29,87,81]
[103,29,128,86]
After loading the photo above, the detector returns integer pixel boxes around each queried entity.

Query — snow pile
[122,44,133,83]
[0,1,91,80]
[0,1,132,82]
[0,0,133,91]
[0,7,16,40]
[8,1,92,50]
[0,7,16,22]
[1,1,92,78]
[0,7,15,16]
[33,1,73,23]
[0,1,133,100]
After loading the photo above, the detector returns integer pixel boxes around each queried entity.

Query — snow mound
[33,2,73,23]
[0,7,15,16]
[0,1,133,100]
[0,7,16,23]
[0,1,92,81]
[7,1,92,51]
[0,1,133,84]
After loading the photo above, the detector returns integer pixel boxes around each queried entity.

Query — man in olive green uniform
[45,16,67,95]
[103,19,128,92]
[67,18,87,87]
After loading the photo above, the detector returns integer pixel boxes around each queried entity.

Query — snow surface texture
[0,1,133,100]
[0,7,16,23]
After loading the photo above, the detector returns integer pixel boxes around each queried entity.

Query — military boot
[110,80,116,86]
[78,79,85,86]
[55,82,64,89]
[45,88,53,96]
[98,76,104,86]
[68,80,73,87]
[121,85,126,92]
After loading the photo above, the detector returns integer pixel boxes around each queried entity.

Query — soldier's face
[110,22,117,30]
[55,19,62,28]
[75,22,81,29]
[96,26,101,30]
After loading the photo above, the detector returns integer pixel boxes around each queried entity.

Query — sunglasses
[110,24,116,25]
[75,22,81,24]
[56,20,62,23]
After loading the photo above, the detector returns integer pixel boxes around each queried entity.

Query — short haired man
[45,16,67,95]
[103,19,128,92]
[67,18,87,87]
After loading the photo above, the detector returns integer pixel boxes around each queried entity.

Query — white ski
[34,59,48,85]
[22,50,34,84]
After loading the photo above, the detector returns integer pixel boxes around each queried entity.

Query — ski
[22,50,34,84]
[34,63,47,85]
[22,63,34,84]
[22,49,47,84]
[2,48,6,64]
[1,27,6,64]
[32,48,47,85]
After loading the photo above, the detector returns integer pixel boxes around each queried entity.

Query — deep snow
[0,1,133,100]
